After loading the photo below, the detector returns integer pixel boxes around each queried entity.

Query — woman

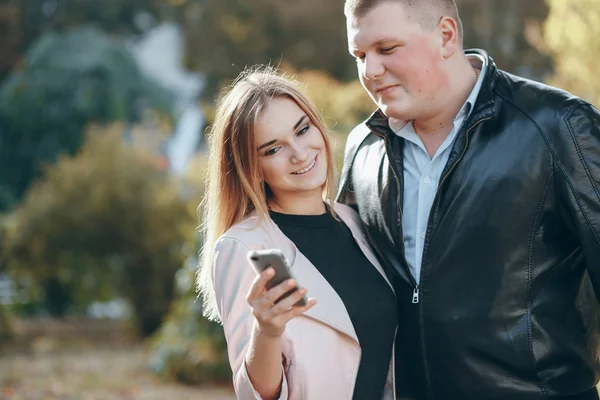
[197,67,397,400]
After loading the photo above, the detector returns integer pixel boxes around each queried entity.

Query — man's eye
[381,46,397,54]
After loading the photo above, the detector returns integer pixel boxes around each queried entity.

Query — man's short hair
[345,0,463,44]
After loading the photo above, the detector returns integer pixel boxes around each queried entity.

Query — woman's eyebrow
[257,139,277,151]
[256,114,308,151]
[293,115,308,130]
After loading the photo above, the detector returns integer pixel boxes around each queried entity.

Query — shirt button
[420,232,426,239]
[423,176,431,184]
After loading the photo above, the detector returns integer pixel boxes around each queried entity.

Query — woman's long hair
[197,66,337,321]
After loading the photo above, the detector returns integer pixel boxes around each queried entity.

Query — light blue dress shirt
[388,55,487,284]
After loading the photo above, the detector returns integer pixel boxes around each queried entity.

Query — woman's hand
[246,267,317,338]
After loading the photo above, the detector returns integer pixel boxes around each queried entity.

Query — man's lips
[375,84,399,94]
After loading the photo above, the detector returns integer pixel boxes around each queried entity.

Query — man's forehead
[346,17,399,49]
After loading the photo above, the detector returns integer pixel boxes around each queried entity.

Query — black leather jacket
[337,49,600,400]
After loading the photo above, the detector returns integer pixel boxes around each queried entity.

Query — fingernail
[288,279,296,287]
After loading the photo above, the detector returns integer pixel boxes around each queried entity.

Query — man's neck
[413,59,479,158]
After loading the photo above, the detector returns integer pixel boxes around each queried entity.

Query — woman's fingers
[262,288,314,321]
[262,279,298,306]
[267,286,307,313]
[246,267,275,303]
[270,297,317,326]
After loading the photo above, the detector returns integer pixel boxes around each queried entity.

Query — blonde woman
[197,67,397,400]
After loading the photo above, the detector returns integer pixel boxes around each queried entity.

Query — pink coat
[211,203,396,399]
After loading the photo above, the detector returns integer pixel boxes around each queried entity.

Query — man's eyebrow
[351,37,400,54]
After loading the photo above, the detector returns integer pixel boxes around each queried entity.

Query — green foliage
[180,0,351,98]
[0,304,13,344]
[149,153,230,385]
[150,263,231,385]
[3,125,198,337]
[0,0,195,83]
[0,25,173,211]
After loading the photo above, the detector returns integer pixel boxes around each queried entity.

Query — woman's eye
[381,46,397,54]
[297,125,310,136]
[265,146,281,156]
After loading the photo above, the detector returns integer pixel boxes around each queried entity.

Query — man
[336,0,600,399]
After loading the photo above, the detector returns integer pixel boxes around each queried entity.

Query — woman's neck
[268,192,326,215]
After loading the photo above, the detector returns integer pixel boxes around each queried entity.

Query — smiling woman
[254,97,329,215]
[196,66,398,400]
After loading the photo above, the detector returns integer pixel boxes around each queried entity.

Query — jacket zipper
[371,130,419,302]
[374,115,491,400]
[420,116,491,400]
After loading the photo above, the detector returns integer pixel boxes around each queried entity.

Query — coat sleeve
[555,102,600,300]
[336,122,373,209]
[212,236,290,399]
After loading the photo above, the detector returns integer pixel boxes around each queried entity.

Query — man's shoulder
[493,69,589,122]
[346,120,374,149]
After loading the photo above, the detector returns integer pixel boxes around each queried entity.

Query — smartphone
[247,249,308,307]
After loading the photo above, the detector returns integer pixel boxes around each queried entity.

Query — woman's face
[253,96,328,204]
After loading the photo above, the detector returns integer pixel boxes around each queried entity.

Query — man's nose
[363,54,385,80]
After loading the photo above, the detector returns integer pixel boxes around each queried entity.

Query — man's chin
[379,104,407,120]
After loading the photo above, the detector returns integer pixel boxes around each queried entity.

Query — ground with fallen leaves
[0,318,235,400]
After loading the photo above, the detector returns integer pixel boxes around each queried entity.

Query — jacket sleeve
[336,125,363,209]
[212,237,290,399]
[555,102,600,300]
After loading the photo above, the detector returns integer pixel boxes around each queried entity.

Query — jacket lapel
[265,220,359,344]
[262,204,396,344]
[334,203,395,292]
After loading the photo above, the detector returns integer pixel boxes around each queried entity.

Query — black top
[270,208,397,400]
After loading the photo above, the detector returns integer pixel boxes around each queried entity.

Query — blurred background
[0,0,597,399]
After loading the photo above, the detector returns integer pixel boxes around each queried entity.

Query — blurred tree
[150,268,231,385]
[0,25,172,211]
[532,0,600,106]
[0,305,12,343]
[180,0,351,98]
[149,152,231,385]
[0,217,12,343]
[0,0,196,83]
[3,125,198,337]
[457,0,551,80]
[0,2,20,84]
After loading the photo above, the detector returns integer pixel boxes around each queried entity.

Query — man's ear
[438,16,459,59]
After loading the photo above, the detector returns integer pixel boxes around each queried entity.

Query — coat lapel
[261,203,395,344]
[333,203,395,292]
[264,219,359,344]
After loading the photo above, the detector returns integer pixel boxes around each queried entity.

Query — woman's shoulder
[217,212,275,248]
[330,202,361,222]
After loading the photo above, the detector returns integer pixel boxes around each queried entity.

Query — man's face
[347,2,448,121]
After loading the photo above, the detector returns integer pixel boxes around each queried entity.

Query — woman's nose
[290,143,308,163]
